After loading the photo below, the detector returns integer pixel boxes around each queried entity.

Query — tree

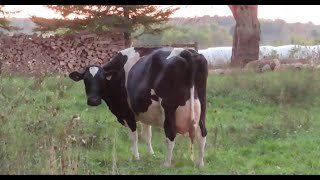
[31,5,179,47]
[229,5,261,67]
[290,33,313,45]
[0,5,20,74]
[0,5,20,31]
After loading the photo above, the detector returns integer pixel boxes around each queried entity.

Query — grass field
[1,69,320,175]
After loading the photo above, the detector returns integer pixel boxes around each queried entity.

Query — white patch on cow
[124,121,140,160]
[190,86,195,123]
[151,89,156,95]
[164,138,175,167]
[159,98,165,124]
[141,123,154,155]
[166,48,184,60]
[121,47,141,86]
[119,47,136,57]
[89,66,99,77]
[175,97,201,135]
[135,89,163,127]
[196,126,206,167]
[136,99,163,127]
[106,75,112,80]
[189,86,196,161]
[121,47,141,108]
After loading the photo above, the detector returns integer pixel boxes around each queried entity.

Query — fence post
[194,41,198,52]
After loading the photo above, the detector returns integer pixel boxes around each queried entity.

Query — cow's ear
[69,71,84,81]
[104,70,119,81]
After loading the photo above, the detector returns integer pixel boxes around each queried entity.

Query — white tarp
[199,45,320,65]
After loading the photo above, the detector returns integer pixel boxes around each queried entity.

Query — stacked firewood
[0,30,125,75]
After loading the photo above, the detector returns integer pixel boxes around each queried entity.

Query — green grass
[1,69,320,174]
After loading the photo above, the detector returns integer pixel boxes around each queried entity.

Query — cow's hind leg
[194,54,208,167]
[188,123,197,162]
[196,125,206,167]
[141,123,154,155]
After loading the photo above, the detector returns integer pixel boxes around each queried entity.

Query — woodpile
[0,30,125,75]
[244,59,281,73]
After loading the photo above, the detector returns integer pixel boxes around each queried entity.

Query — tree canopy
[31,5,179,46]
[0,5,20,31]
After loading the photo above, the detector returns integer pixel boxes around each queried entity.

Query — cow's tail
[180,49,197,162]
[187,52,197,130]
[190,85,195,125]
[190,58,197,162]
[190,85,195,162]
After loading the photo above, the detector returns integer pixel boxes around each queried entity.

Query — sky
[3,5,320,25]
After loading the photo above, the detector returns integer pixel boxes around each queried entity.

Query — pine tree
[0,5,20,31]
[0,5,20,74]
[31,5,179,47]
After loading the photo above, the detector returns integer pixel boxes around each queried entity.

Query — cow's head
[69,65,117,106]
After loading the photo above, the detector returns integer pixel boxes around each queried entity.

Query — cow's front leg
[125,120,140,160]
[164,136,175,167]
[128,129,139,160]
[141,123,154,155]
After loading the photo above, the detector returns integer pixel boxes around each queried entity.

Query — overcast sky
[4,5,320,25]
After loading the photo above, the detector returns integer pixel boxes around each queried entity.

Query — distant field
[1,69,320,175]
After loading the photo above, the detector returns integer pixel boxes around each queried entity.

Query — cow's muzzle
[87,97,102,106]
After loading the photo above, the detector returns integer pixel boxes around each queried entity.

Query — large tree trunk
[229,5,260,67]
[123,6,132,48]
[124,31,131,48]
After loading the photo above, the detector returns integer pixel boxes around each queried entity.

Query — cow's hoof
[148,149,155,156]
[190,154,195,162]
[134,154,140,160]
[196,159,204,167]
[163,161,171,168]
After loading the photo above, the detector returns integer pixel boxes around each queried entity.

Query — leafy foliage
[31,5,179,46]
[0,6,20,31]
[135,16,320,48]
[134,20,233,48]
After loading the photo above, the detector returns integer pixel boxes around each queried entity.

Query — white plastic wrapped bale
[199,47,232,65]
[259,45,320,59]
[199,44,320,65]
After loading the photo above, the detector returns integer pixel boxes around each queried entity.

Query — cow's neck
[101,73,129,120]
[102,80,122,108]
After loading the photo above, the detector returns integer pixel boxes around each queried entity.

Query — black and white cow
[69,47,208,167]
